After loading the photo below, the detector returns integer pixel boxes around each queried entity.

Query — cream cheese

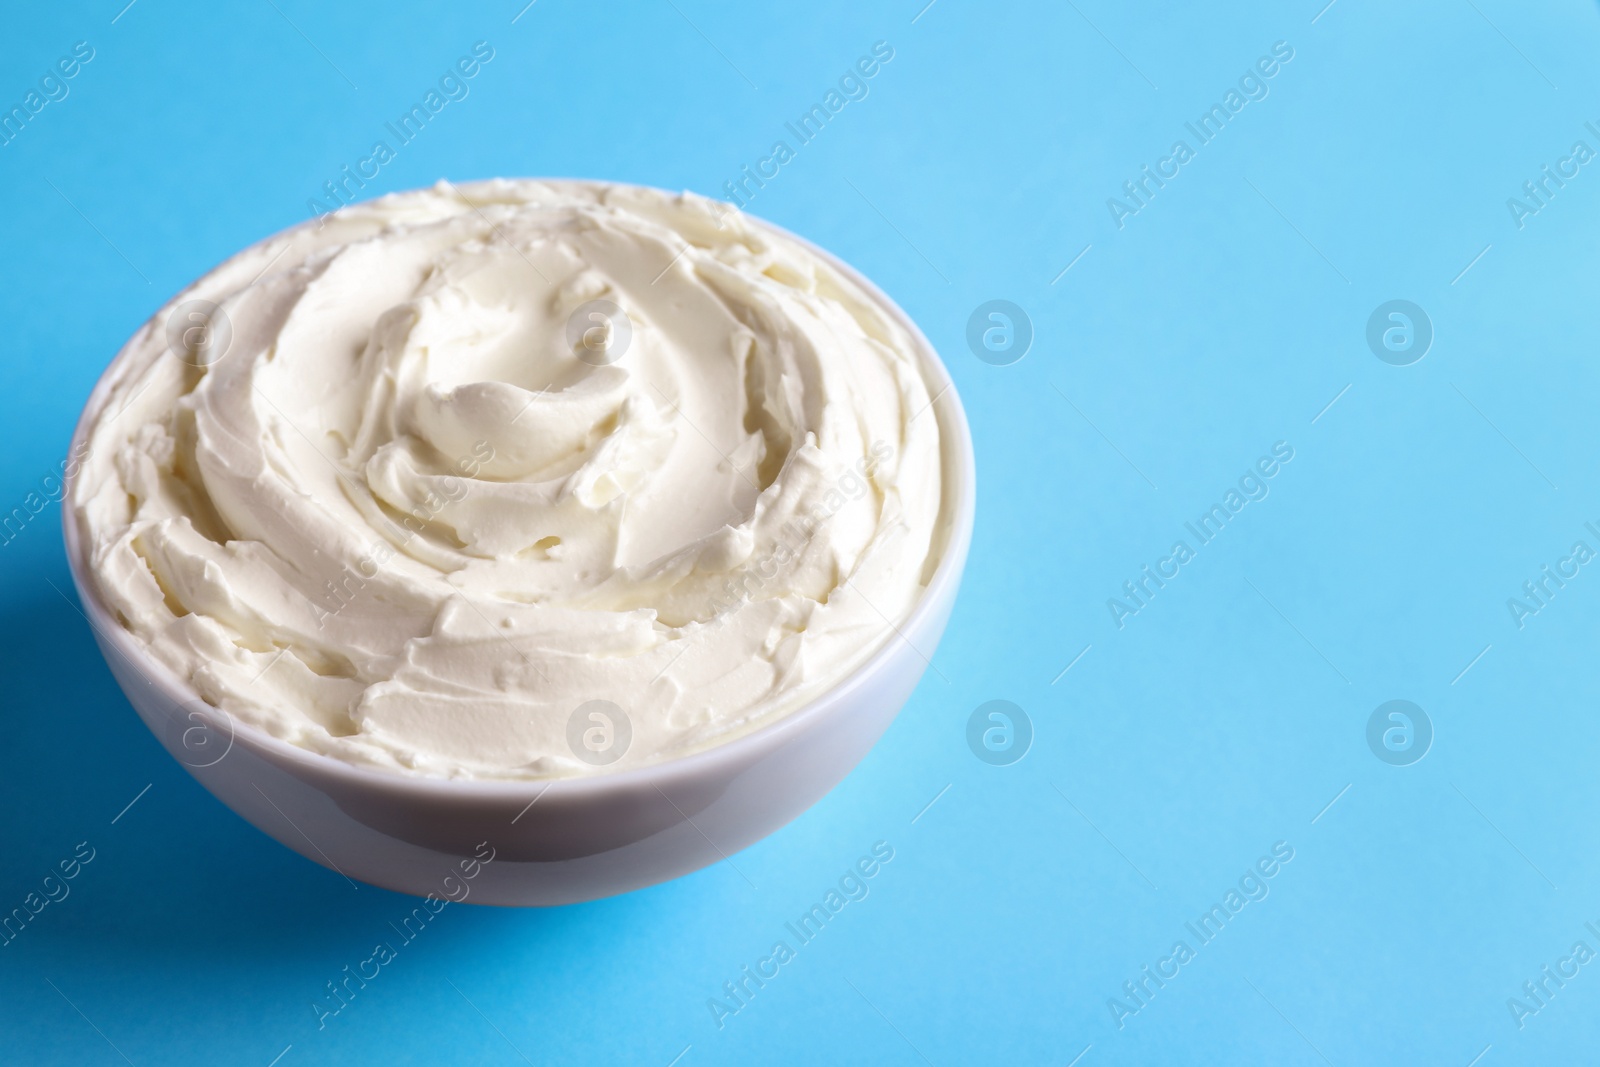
[72,179,945,779]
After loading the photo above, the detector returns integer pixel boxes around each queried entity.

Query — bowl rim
[60,177,977,801]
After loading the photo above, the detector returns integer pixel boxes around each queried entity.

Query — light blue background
[3,1,1599,1063]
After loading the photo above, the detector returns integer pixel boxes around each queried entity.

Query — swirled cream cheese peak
[73,180,946,779]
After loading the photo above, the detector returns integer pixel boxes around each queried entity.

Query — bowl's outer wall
[74,543,963,906]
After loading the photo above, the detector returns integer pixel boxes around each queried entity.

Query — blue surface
[3,1,1599,1063]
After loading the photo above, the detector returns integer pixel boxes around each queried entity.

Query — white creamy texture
[73,180,945,779]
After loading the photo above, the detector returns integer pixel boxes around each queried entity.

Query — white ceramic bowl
[62,187,975,906]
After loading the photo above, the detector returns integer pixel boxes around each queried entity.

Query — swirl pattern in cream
[72,180,946,778]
